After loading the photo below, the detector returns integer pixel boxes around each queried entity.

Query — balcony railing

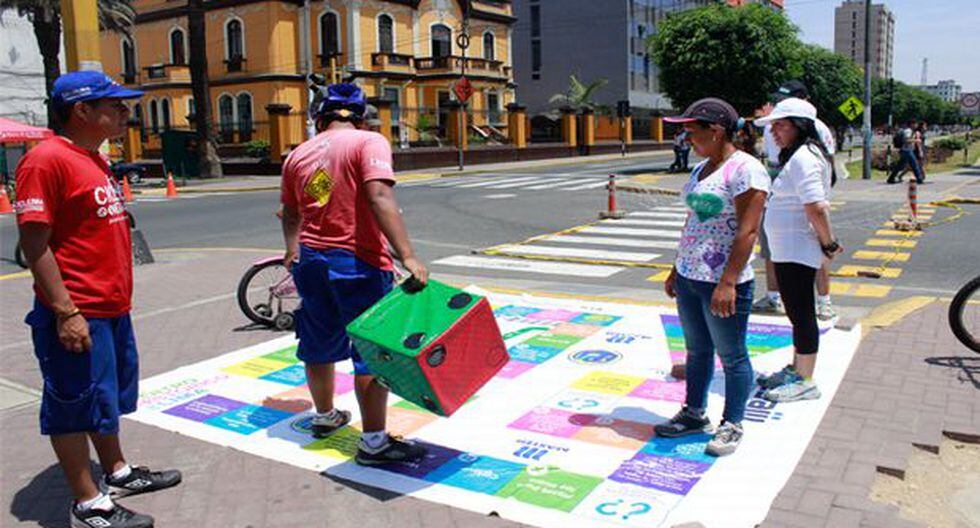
[370,52,414,72]
[142,64,190,84]
[414,56,509,77]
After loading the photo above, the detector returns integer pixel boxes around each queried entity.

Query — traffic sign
[453,76,474,103]
[838,96,864,121]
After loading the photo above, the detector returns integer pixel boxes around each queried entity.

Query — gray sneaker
[764,379,821,402]
[705,421,743,457]
[752,296,785,315]
[816,300,837,321]
[653,406,713,438]
[757,365,799,390]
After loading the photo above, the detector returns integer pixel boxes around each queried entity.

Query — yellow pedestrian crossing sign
[839,96,864,121]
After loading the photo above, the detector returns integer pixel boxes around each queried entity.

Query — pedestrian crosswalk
[431,203,690,280]
[408,174,610,193]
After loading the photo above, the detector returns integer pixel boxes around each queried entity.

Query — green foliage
[548,75,609,110]
[871,79,961,126]
[796,44,863,131]
[649,3,801,115]
[933,137,966,150]
[244,139,271,161]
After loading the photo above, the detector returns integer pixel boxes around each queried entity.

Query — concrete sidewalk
[2,246,978,527]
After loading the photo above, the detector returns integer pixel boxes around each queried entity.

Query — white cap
[756,97,817,125]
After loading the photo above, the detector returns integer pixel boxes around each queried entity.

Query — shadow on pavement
[10,463,94,528]
[924,356,980,389]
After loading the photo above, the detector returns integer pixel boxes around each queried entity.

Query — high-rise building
[834,0,894,79]
[919,80,962,103]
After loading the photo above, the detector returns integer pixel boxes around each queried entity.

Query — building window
[486,92,500,124]
[384,87,401,139]
[161,98,171,130]
[170,28,186,65]
[218,94,234,142]
[121,37,136,82]
[531,40,541,72]
[226,19,244,60]
[483,32,495,61]
[187,98,195,119]
[236,93,252,141]
[149,100,159,133]
[530,5,541,38]
[378,14,394,53]
[432,24,451,57]
[320,12,340,60]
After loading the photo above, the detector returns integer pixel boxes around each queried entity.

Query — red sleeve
[280,151,298,208]
[358,133,395,184]
[14,156,61,226]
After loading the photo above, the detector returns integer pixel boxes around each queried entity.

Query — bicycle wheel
[237,259,296,326]
[949,275,980,353]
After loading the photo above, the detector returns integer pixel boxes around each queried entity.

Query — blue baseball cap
[52,71,143,106]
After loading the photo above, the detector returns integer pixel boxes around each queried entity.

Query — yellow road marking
[829,282,892,298]
[861,296,936,334]
[853,250,911,262]
[875,229,922,237]
[646,270,672,282]
[836,265,902,279]
[0,270,32,281]
[866,238,917,249]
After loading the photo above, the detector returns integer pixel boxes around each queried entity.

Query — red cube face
[418,298,508,416]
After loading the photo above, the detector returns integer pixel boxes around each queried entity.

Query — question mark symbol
[622,502,651,520]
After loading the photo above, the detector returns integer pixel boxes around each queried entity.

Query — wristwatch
[821,240,841,257]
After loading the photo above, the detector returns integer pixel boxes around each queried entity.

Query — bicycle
[949,274,980,353]
[236,255,299,331]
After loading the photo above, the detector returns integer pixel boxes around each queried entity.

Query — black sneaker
[653,407,713,438]
[355,436,427,466]
[104,466,182,498]
[70,503,153,528]
[310,409,352,438]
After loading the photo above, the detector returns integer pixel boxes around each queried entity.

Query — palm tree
[0,0,135,129]
[549,74,609,111]
[187,0,222,178]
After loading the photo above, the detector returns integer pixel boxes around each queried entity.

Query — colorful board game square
[494,306,542,319]
[526,309,580,323]
[222,357,290,378]
[163,395,247,422]
[640,434,716,465]
[509,407,583,438]
[497,466,603,512]
[571,371,646,395]
[574,481,680,527]
[424,453,525,495]
[570,313,621,326]
[260,364,307,386]
[550,323,602,338]
[334,372,355,395]
[524,333,584,350]
[629,379,686,403]
[609,453,711,495]
[204,405,294,435]
[573,418,652,450]
[543,389,620,414]
[302,426,361,459]
[497,360,536,379]
[374,441,462,479]
[259,345,299,364]
[508,342,563,364]
[260,385,313,414]
[386,406,438,437]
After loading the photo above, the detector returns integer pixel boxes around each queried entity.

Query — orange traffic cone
[0,187,13,214]
[165,172,179,198]
[121,175,134,202]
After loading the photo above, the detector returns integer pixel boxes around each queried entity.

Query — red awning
[0,117,54,143]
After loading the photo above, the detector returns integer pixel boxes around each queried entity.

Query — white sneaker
[764,379,821,402]
[705,421,743,457]
[816,300,837,321]
[752,296,785,315]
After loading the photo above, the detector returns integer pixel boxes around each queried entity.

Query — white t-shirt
[763,145,832,270]
[676,150,770,284]
[763,117,836,164]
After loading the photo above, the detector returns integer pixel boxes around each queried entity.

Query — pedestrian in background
[887,120,925,184]
[756,98,843,403]
[669,129,691,173]
[656,98,770,457]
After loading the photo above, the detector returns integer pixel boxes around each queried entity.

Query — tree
[548,75,609,111]
[187,0,222,178]
[871,79,960,128]
[649,3,801,115]
[0,0,135,129]
[796,44,863,143]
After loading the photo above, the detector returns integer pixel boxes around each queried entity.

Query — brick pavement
[2,248,977,527]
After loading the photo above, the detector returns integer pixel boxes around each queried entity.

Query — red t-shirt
[280,128,396,270]
[15,136,132,318]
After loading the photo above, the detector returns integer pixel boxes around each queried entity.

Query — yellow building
[99,0,516,150]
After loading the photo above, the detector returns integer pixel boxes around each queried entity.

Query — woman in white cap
[654,98,769,456]
[755,98,843,402]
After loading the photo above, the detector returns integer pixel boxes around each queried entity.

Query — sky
[782,0,980,93]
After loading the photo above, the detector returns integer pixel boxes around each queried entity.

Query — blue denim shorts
[290,246,393,375]
[27,300,139,436]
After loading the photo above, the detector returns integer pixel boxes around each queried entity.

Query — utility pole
[862,0,873,180]
[60,0,101,71]
[456,3,471,171]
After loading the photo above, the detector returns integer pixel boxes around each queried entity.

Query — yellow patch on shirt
[304,169,333,206]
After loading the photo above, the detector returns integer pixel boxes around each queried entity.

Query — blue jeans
[889,148,924,182]
[675,275,754,424]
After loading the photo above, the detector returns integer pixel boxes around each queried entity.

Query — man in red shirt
[16,71,180,528]
[281,83,428,465]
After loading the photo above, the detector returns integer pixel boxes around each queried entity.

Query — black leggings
[774,262,819,355]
